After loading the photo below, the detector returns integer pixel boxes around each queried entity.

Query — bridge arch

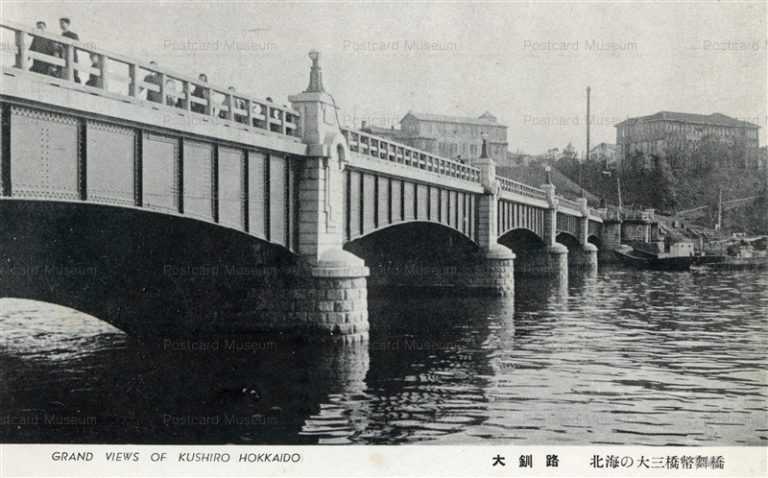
[345,219,477,250]
[588,235,602,250]
[345,220,479,261]
[497,227,545,254]
[555,231,581,252]
[0,199,301,336]
[343,220,482,293]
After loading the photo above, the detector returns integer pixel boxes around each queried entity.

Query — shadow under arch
[346,218,477,249]
[343,221,481,300]
[555,231,581,252]
[0,199,300,337]
[588,235,602,250]
[497,227,545,255]
[344,220,479,264]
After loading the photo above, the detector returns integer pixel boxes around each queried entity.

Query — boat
[614,247,696,271]
[694,256,768,271]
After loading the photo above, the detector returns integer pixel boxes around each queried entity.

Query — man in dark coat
[191,73,208,114]
[59,17,80,82]
[29,21,55,75]
[142,61,162,103]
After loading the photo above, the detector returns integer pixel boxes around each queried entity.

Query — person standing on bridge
[85,52,100,87]
[165,78,181,107]
[229,87,248,124]
[58,18,80,83]
[219,86,235,119]
[29,21,56,76]
[191,73,208,114]
[141,61,162,103]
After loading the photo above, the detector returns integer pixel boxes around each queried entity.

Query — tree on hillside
[554,142,581,187]
[652,155,677,213]
[619,150,654,207]
[746,181,768,234]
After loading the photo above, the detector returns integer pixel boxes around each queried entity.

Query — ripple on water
[1,270,767,444]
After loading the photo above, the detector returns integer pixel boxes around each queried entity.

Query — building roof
[616,111,760,129]
[363,125,402,136]
[402,111,506,127]
[590,142,616,152]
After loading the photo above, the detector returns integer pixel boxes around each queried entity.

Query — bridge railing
[341,128,481,183]
[558,197,581,211]
[623,208,655,222]
[496,175,547,201]
[0,20,300,138]
[589,207,605,219]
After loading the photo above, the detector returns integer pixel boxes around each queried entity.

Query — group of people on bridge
[25,19,286,131]
[28,18,82,81]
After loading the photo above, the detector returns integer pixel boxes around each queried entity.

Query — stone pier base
[365,247,515,297]
[459,247,516,296]
[598,249,620,264]
[233,250,369,343]
[515,243,569,278]
[569,244,598,271]
[302,250,370,342]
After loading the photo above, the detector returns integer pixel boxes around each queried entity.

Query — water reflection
[0,269,766,445]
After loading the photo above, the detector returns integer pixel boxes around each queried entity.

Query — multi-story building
[360,111,508,164]
[400,111,508,163]
[615,111,760,169]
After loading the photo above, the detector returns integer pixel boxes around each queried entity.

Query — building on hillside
[360,111,508,164]
[759,146,768,172]
[615,111,760,170]
[589,142,617,166]
[360,123,404,142]
[400,111,508,164]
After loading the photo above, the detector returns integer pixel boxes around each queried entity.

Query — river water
[0,269,766,445]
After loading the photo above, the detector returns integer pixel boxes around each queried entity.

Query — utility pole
[586,86,591,163]
[579,151,585,198]
[715,188,723,232]
[584,86,590,199]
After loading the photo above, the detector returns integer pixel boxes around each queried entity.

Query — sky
[2,0,766,154]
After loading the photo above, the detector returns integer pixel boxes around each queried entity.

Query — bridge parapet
[558,196,582,214]
[341,128,480,183]
[623,208,655,223]
[496,175,547,201]
[0,20,300,138]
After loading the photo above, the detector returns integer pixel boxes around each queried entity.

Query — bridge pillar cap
[582,242,598,252]
[312,249,369,278]
[549,243,569,254]
[484,246,516,260]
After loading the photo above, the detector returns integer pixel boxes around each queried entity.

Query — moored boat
[614,247,696,271]
[695,256,768,270]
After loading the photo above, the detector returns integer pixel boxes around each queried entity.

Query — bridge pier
[514,244,568,277]
[476,145,515,296]
[599,218,622,263]
[569,198,598,271]
[514,183,569,279]
[288,51,370,340]
[293,252,369,341]
[469,248,516,296]
[569,244,598,270]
